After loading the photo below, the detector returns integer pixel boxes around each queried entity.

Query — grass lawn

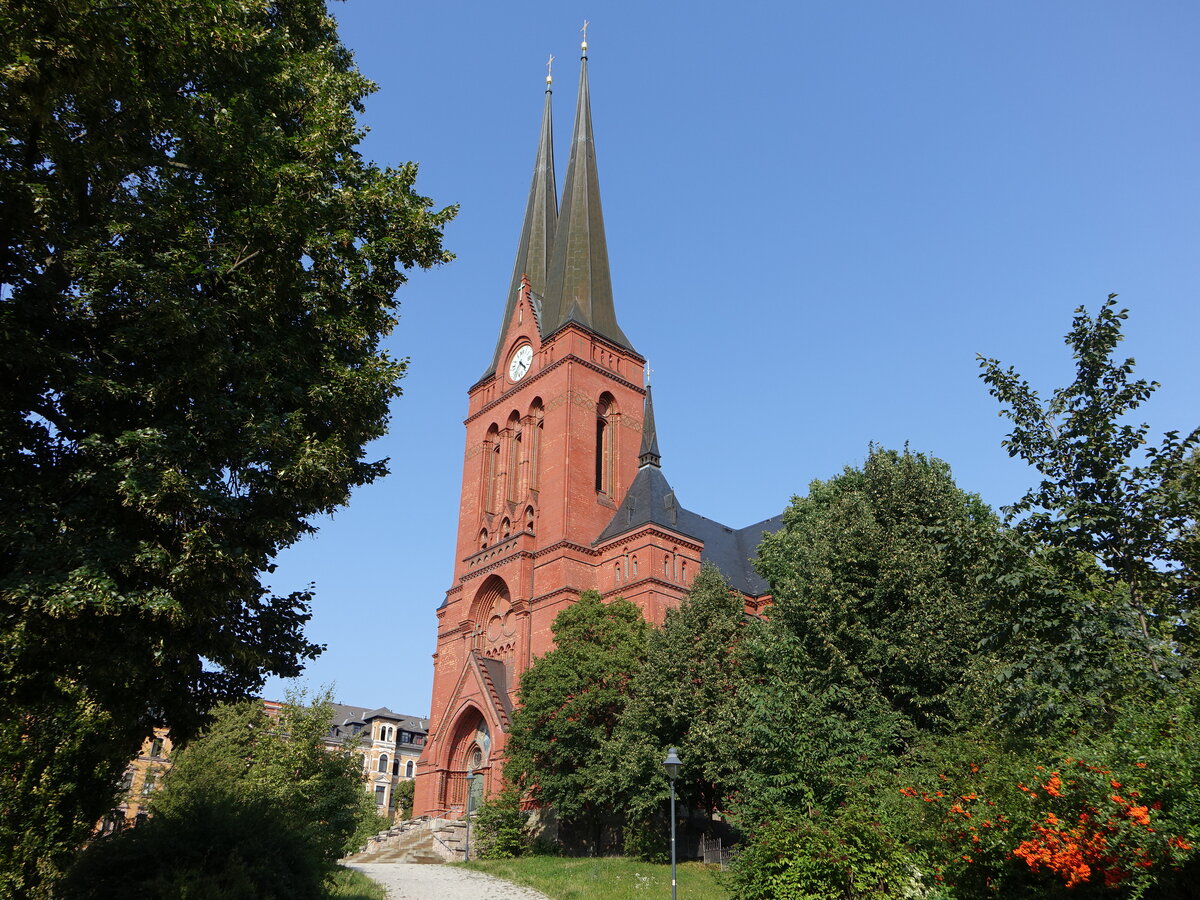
[460,856,728,900]
[326,866,387,900]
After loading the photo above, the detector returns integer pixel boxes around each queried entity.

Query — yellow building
[99,727,173,833]
[325,704,428,820]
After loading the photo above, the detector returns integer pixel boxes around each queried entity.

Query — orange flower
[1044,773,1064,798]
[1126,806,1151,827]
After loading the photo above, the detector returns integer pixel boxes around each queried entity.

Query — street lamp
[463,769,478,861]
[662,748,681,900]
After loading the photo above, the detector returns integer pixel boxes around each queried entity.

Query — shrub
[473,787,532,859]
[727,811,914,900]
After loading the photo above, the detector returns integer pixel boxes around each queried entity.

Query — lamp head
[662,747,682,781]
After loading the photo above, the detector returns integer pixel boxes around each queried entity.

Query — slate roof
[595,387,783,596]
[325,703,428,742]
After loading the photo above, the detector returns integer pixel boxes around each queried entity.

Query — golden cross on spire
[546,53,554,86]
[581,19,589,54]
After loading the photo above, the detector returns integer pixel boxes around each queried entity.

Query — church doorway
[439,707,491,816]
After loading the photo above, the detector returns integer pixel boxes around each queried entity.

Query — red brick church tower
[413,45,779,818]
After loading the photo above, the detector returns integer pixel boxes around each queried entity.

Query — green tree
[606,564,755,853]
[979,296,1200,670]
[504,591,648,850]
[741,447,1001,816]
[0,0,452,892]
[61,693,379,900]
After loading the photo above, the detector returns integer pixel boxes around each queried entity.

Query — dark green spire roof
[638,385,661,468]
[542,48,632,350]
[487,80,558,377]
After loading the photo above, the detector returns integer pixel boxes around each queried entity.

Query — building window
[405,760,415,778]
[375,785,387,807]
[528,399,544,490]
[141,773,156,795]
[149,737,164,758]
[632,555,638,576]
[480,529,489,550]
[378,753,389,773]
[595,398,610,492]
[525,506,535,534]
[484,424,501,514]
[392,758,399,776]
[119,769,134,793]
[500,517,511,539]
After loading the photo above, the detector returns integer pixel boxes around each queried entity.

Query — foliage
[738,448,1001,817]
[61,694,379,900]
[979,295,1200,672]
[473,785,533,859]
[0,0,452,891]
[725,811,916,900]
[605,564,756,846]
[460,856,727,900]
[391,778,415,820]
[504,590,648,848]
[324,868,387,900]
[879,679,1200,899]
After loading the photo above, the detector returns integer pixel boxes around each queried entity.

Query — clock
[508,344,533,382]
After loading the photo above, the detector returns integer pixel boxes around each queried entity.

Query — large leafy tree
[0,0,452,892]
[741,448,1001,816]
[979,296,1200,670]
[62,694,379,899]
[504,591,648,850]
[606,564,756,846]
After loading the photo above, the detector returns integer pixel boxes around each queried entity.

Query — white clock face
[508,344,533,382]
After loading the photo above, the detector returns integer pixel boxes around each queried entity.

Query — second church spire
[541,39,632,350]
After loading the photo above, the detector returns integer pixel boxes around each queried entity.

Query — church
[412,42,782,819]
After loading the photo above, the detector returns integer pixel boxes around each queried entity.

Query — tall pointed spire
[487,66,559,376]
[638,385,661,468]
[541,34,632,350]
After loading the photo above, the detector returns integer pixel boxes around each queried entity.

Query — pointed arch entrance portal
[438,706,492,815]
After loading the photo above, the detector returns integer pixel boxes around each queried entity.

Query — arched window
[525,506,535,534]
[506,410,522,502]
[632,555,638,576]
[500,517,511,539]
[405,760,415,778]
[479,528,489,550]
[664,554,670,576]
[528,399,544,490]
[392,758,399,776]
[595,393,616,494]
[614,562,621,585]
[484,424,501,514]
[378,753,389,773]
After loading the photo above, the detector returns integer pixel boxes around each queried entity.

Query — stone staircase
[343,816,469,864]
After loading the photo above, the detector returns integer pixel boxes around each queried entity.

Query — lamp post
[662,747,681,900]
[463,769,476,861]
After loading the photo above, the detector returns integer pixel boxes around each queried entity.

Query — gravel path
[347,863,552,900]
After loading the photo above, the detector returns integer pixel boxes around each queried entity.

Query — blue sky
[263,1,1200,714]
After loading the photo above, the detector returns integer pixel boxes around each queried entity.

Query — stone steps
[343,816,470,864]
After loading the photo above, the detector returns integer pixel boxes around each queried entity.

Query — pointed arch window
[506,411,522,502]
[528,399,544,491]
[483,424,501,514]
[596,394,616,495]
[525,506,535,534]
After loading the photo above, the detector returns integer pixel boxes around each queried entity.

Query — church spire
[487,64,559,376]
[638,384,661,468]
[541,35,632,350]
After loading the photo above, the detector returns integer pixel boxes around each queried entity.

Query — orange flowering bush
[894,751,1195,897]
